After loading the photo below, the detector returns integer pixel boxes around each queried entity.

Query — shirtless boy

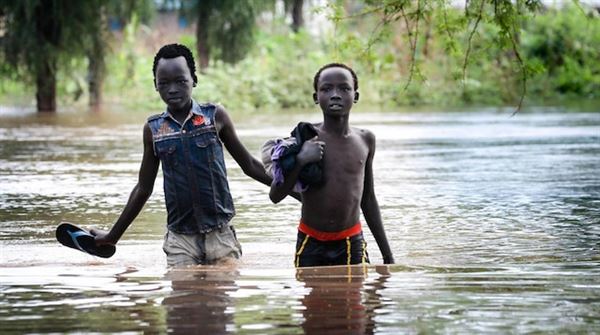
[270,63,395,267]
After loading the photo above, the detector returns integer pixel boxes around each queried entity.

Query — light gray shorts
[162,224,242,267]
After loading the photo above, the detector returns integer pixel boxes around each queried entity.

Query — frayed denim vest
[147,101,235,233]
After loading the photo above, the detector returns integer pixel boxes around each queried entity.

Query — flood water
[1,105,599,334]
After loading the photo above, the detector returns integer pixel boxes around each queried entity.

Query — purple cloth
[270,137,308,193]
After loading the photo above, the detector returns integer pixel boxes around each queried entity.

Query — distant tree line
[0,0,593,112]
[0,0,305,112]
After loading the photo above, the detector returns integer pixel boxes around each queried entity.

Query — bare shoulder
[214,104,234,132]
[214,103,226,113]
[353,127,376,146]
[214,103,229,120]
[142,122,153,141]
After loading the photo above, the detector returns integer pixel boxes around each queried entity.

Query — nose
[331,88,341,100]
[167,83,179,95]
[167,85,178,95]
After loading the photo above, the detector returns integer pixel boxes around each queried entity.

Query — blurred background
[0,0,599,113]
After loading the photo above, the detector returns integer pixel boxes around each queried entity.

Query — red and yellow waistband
[298,220,362,241]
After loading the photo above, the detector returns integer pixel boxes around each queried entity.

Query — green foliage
[105,0,154,25]
[0,0,154,110]
[521,5,600,98]
[0,0,103,78]
[1,1,598,111]
[180,0,275,65]
[209,2,255,63]
[324,0,599,108]
[195,30,327,111]
[102,31,160,110]
[97,29,327,113]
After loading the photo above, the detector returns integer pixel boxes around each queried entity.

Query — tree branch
[462,0,485,89]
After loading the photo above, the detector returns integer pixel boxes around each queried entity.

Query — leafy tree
[0,0,100,111]
[0,0,152,111]
[86,1,153,107]
[328,0,587,112]
[180,0,276,70]
[521,4,600,98]
[284,0,305,32]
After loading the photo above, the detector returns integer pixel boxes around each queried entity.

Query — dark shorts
[294,231,370,268]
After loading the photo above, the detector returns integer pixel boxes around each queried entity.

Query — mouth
[167,97,183,104]
[329,103,343,111]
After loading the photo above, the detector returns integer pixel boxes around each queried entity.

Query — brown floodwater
[1,104,599,333]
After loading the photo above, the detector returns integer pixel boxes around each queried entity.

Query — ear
[313,92,318,104]
[193,82,197,87]
[354,92,359,103]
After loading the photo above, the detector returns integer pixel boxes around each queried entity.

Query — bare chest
[321,135,369,177]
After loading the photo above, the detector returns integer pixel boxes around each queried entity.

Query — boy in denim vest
[91,44,274,267]
[269,63,395,267]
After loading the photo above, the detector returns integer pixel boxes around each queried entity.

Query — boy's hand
[90,228,116,246]
[297,136,325,166]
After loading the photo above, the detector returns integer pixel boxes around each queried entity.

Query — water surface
[1,105,599,333]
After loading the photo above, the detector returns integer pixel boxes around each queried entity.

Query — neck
[168,100,192,123]
[322,114,350,136]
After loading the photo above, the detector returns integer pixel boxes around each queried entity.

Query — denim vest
[147,101,235,233]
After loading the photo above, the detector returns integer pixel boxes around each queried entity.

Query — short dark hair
[152,43,198,85]
[313,63,358,92]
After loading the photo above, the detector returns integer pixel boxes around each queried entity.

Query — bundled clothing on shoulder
[261,122,323,193]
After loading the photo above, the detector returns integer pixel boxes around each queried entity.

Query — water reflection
[159,265,393,335]
[296,265,390,335]
[163,266,239,334]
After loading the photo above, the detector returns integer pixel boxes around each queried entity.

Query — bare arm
[215,105,273,186]
[215,105,303,201]
[361,131,394,264]
[91,123,159,245]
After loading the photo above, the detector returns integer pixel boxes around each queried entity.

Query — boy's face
[313,67,358,117]
[155,56,194,111]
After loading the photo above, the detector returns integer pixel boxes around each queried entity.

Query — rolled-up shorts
[162,224,242,267]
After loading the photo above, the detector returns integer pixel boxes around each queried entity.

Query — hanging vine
[327,0,569,113]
